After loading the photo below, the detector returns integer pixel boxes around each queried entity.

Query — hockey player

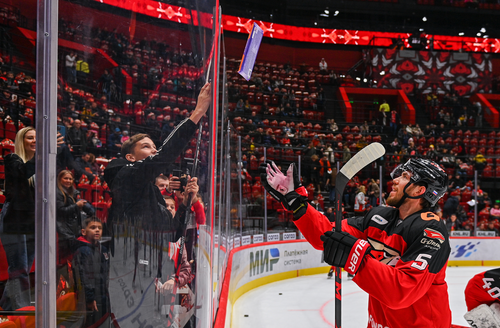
[464,268,500,327]
[261,158,451,328]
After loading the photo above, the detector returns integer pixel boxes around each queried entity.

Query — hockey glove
[320,230,372,275]
[259,160,308,214]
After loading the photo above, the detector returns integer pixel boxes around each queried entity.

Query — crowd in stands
[1,10,500,238]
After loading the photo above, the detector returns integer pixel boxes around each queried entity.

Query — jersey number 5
[411,254,432,271]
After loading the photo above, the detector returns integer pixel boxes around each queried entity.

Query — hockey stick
[334,142,385,328]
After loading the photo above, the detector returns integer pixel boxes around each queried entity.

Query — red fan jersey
[294,205,451,328]
[465,268,500,311]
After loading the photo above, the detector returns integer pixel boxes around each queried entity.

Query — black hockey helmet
[390,158,448,207]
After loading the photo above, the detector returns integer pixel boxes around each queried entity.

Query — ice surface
[233,266,492,328]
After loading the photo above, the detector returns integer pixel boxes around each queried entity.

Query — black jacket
[56,189,95,241]
[72,236,110,326]
[104,118,197,230]
[2,154,35,234]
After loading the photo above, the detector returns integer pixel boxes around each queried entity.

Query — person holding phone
[56,170,95,265]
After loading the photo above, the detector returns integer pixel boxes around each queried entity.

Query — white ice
[233,266,492,328]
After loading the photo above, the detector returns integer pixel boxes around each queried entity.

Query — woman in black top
[0,127,36,310]
[56,170,94,264]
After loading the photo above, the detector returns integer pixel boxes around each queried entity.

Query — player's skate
[327,267,334,279]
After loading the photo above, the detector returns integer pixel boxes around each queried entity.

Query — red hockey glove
[320,230,372,275]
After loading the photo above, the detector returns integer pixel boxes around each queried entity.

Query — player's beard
[386,190,401,207]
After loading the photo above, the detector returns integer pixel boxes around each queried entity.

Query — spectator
[390,138,401,153]
[121,130,130,144]
[354,185,368,215]
[443,193,460,218]
[379,100,390,126]
[356,136,368,150]
[97,69,113,99]
[72,218,110,327]
[445,214,462,232]
[0,127,36,310]
[319,154,332,191]
[326,167,337,204]
[367,179,380,207]
[490,201,500,221]
[107,128,122,154]
[328,119,339,133]
[342,144,351,162]
[389,108,400,136]
[4,71,18,90]
[398,128,411,148]
[474,101,483,128]
[65,51,77,83]
[319,58,328,73]
[87,153,103,176]
[369,120,381,134]
[486,221,499,236]
[310,155,321,191]
[449,174,465,190]
[324,207,335,222]
[103,83,210,297]
[311,195,323,211]
[66,119,87,155]
[76,56,90,84]
[56,170,95,265]
[426,145,439,162]
[74,152,96,182]
[474,152,487,173]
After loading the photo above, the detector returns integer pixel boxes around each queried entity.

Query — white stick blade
[340,142,386,180]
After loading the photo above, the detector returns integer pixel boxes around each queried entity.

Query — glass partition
[0,0,221,326]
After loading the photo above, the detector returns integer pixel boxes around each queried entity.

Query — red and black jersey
[465,268,500,311]
[295,205,451,328]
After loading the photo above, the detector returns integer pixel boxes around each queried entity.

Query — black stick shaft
[335,188,342,328]
[334,172,348,328]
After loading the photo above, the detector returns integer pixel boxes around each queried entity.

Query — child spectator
[73,218,110,327]
[120,130,130,144]
[490,201,500,221]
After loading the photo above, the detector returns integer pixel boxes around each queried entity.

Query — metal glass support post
[379,165,383,204]
[35,0,58,325]
[263,148,268,240]
[237,136,243,239]
[474,170,478,236]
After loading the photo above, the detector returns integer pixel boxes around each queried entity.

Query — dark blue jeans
[0,233,35,310]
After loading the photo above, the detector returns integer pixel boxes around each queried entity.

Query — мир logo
[249,248,280,277]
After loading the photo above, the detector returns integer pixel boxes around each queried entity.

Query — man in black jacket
[66,119,87,156]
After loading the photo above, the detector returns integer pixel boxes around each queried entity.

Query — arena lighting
[334,10,340,16]
[324,9,330,14]
[356,77,361,81]
[484,35,489,38]
[480,27,486,33]
[373,80,377,84]
[363,78,368,83]
[459,32,465,36]
[477,33,482,37]
[314,22,317,25]
[380,71,386,75]
[94,0,500,53]
[422,17,427,22]
[419,28,424,31]
[320,13,329,17]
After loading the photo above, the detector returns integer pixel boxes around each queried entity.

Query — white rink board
[449,237,500,261]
